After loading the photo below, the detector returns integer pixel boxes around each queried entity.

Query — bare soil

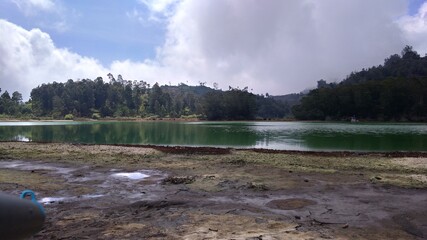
[0,142,426,239]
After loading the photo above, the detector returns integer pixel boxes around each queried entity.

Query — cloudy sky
[1,0,427,100]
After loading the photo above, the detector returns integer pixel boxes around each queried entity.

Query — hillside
[293,46,427,121]
[341,46,427,85]
[271,93,305,107]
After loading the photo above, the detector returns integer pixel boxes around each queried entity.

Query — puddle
[111,172,149,180]
[40,194,104,205]
[1,160,168,205]
[40,197,68,204]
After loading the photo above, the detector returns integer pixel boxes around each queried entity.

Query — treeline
[293,46,427,121]
[3,74,290,120]
[199,86,291,120]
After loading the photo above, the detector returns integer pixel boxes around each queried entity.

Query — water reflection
[0,122,260,147]
[0,121,426,151]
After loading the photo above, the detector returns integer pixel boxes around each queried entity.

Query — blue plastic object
[20,190,46,217]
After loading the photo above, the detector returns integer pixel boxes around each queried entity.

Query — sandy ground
[0,142,426,239]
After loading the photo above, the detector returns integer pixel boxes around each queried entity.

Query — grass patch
[0,169,65,192]
[370,173,427,188]
[232,151,427,174]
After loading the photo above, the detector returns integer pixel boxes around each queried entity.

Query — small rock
[246,182,269,191]
[295,215,301,220]
[304,179,309,182]
[246,235,263,240]
[162,176,196,184]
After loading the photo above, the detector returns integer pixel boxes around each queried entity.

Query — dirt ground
[0,142,426,239]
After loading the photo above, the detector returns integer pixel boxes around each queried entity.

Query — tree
[1,91,11,100]
[0,90,25,115]
[0,91,12,115]
[384,54,401,68]
[317,79,328,88]
[147,83,171,117]
[401,45,420,60]
[11,91,22,104]
[203,91,224,120]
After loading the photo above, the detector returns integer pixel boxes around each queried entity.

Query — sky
[1,0,427,100]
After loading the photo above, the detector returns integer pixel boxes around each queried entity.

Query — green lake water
[0,121,426,152]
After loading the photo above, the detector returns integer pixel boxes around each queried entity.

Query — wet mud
[0,143,426,239]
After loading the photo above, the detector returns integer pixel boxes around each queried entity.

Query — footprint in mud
[266,198,316,210]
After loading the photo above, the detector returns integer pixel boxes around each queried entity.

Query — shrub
[64,114,74,120]
[92,113,101,119]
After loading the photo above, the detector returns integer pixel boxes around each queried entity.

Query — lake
[0,121,426,152]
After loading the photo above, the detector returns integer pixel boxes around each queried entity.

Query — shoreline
[2,140,427,157]
[1,117,427,124]
[2,141,427,157]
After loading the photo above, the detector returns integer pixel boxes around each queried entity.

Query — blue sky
[409,0,426,14]
[0,0,167,65]
[1,0,427,99]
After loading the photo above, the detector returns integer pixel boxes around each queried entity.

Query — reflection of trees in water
[0,126,33,141]
[1,123,427,151]
[106,122,260,146]
[303,133,427,152]
[0,123,260,146]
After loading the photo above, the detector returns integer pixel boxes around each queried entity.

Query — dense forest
[0,73,290,120]
[2,46,426,122]
[292,46,427,121]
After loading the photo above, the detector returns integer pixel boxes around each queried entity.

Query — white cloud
[12,0,56,15]
[126,8,146,24]
[139,0,179,13]
[137,0,179,22]
[0,19,107,99]
[11,0,74,33]
[124,0,412,94]
[150,0,409,94]
[398,2,427,54]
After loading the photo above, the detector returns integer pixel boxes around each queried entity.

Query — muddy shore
[0,142,426,239]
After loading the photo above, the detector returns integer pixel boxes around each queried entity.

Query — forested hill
[271,93,304,108]
[293,46,427,121]
[341,46,427,85]
[0,75,291,120]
